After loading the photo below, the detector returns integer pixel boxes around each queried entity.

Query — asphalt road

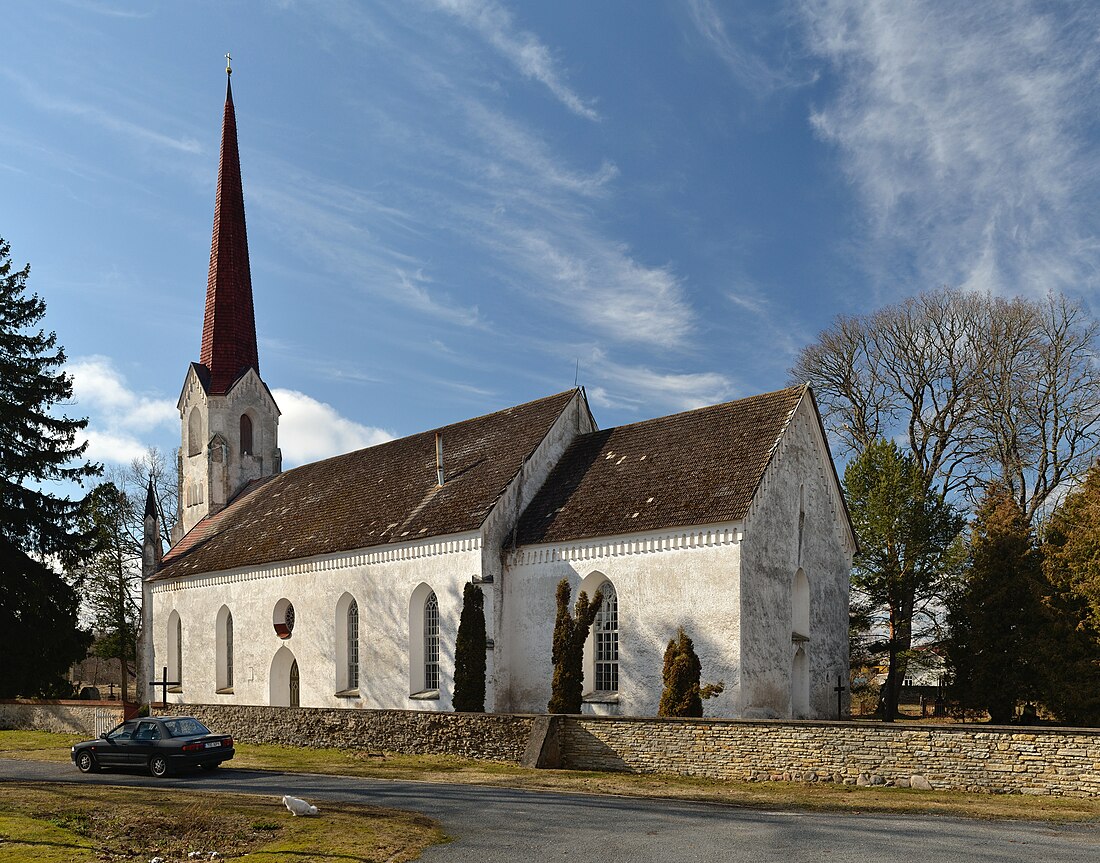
[2,758,1097,862]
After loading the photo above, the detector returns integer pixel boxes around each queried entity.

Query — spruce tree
[547,579,602,714]
[453,582,487,712]
[658,628,723,717]
[0,237,99,565]
[0,536,91,697]
[947,483,1044,724]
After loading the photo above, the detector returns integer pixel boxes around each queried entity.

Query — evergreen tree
[0,536,91,697]
[658,628,724,717]
[453,582,487,712]
[0,237,99,564]
[844,439,964,721]
[547,579,602,714]
[947,483,1045,724]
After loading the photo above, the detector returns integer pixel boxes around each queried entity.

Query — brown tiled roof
[154,390,578,580]
[515,385,806,545]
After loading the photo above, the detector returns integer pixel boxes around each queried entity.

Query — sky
[5,1,1100,474]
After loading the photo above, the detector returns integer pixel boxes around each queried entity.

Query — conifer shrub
[452,582,486,712]
[547,579,602,714]
[658,628,724,718]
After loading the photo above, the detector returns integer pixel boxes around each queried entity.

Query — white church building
[142,71,854,720]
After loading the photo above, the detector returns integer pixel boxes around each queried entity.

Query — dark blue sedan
[71,716,234,777]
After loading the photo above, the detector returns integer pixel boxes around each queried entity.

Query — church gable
[515,385,805,545]
[154,390,579,579]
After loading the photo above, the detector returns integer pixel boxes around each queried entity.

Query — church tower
[174,60,281,542]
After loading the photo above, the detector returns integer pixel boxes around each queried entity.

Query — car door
[131,720,162,767]
[99,721,139,767]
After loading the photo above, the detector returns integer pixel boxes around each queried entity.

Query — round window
[273,598,295,639]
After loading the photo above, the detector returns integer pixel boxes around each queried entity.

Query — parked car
[71,716,234,777]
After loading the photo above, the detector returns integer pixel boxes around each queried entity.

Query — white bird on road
[282,795,319,816]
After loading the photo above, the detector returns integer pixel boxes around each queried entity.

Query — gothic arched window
[216,606,234,692]
[593,583,619,692]
[424,592,440,691]
[347,599,359,691]
[187,408,203,457]
[240,413,253,455]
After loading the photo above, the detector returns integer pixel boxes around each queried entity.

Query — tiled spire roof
[199,72,259,394]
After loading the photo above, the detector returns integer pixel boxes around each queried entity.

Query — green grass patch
[3,729,1100,823]
[0,782,443,862]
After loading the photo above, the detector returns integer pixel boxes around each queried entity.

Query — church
[141,69,854,720]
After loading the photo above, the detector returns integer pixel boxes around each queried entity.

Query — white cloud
[426,0,600,120]
[273,389,394,467]
[587,350,735,414]
[685,0,807,91]
[799,1,1100,298]
[68,355,177,465]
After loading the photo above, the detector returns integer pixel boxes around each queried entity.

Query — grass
[3,730,1099,823]
[0,781,443,862]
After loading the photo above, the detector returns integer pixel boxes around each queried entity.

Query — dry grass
[0,781,443,862]
[3,730,1099,823]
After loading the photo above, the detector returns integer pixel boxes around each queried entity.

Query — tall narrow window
[240,413,253,455]
[187,408,202,457]
[424,592,439,691]
[347,599,359,691]
[594,584,619,692]
[225,612,234,689]
[175,615,183,686]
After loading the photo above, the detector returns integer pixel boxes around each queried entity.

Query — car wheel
[149,755,170,778]
[75,751,98,773]
[199,762,220,771]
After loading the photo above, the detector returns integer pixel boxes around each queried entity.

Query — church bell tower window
[240,413,253,455]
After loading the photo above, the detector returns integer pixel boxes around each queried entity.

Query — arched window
[791,569,811,717]
[187,408,203,457]
[166,610,183,693]
[335,593,360,694]
[347,599,359,691]
[424,592,440,691]
[593,583,619,692]
[216,606,234,692]
[240,413,253,455]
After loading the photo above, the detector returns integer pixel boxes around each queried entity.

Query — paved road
[2,758,1097,862]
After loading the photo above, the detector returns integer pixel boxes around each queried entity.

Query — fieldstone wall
[158,703,534,762]
[0,700,124,736]
[562,716,1100,797]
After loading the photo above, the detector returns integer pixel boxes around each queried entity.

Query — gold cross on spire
[225,52,232,75]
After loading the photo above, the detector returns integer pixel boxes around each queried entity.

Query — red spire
[200,71,259,394]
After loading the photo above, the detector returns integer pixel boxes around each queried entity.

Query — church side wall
[150,533,481,712]
[738,397,852,719]
[481,391,596,711]
[502,525,743,716]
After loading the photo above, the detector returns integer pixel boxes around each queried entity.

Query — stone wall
[0,700,125,736]
[561,716,1100,797]
[158,703,534,762]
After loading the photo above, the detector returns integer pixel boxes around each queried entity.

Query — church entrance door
[289,660,300,707]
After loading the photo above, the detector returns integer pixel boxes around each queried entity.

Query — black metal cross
[834,675,847,720]
[149,665,180,707]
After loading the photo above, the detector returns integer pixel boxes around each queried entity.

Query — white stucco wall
[501,524,743,716]
[738,395,853,719]
[150,532,481,712]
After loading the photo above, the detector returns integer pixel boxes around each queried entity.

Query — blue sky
[5,1,1100,471]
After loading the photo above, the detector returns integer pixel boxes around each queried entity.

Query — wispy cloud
[1,68,202,154]
[69,355,177,465]
[60,0,153,18]
[395,269,483,327]
[799,1,1100,298]
[273,389,394,467]
[685,0,808,91]
[586,349,735,413]
[424,0,600,120]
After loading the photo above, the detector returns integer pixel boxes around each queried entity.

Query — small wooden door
[289,659,300,707]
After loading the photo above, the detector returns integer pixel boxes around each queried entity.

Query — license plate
[204,741,222,748]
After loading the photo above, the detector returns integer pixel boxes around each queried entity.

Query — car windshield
[162,718,211,738]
